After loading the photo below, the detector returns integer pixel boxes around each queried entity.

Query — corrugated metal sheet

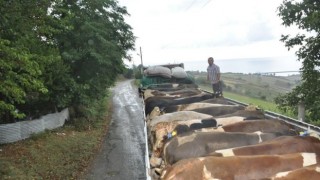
[0,108,69,144]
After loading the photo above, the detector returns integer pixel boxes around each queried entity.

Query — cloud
[118,0,298,66]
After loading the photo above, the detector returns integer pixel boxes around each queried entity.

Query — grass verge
[199,84,295,118]
[0,97,112,179]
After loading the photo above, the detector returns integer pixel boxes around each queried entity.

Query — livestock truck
[139,64,320,180]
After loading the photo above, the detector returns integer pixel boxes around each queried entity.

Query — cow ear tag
[299,131,309,136]
[172,130,177,136]
[166,130,177,139]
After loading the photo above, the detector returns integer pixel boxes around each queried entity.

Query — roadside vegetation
[0,0,134,124]
[0,95,112,179]
[275,0,320,124]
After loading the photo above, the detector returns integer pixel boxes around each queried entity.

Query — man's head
[208,57,214,66]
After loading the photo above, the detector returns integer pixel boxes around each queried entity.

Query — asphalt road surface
[85,80,146,180]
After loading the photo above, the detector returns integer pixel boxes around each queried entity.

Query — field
[191,72,301,118]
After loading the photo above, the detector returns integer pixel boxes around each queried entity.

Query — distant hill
[188,71,301,102]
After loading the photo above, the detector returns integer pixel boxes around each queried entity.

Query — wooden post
[298,101,305,121]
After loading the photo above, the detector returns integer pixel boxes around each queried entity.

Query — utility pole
[298,100,305,122]
[139,46,144,75]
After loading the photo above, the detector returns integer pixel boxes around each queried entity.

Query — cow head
[149,106,162,119]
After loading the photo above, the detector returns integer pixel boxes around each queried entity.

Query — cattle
[143,88,202,100]
[215,108,266,119]
[148,104,246,120]
[150,109,266,129]
[186,105,246,117]
[160,152,320,180]
[153,118,280,156]
[150,118,218,162]
[166,102,237,112]
[163,131,288,165]
[163,103,243,114]
[211,135,320,157]
[148,105,262,122]
[149,111,212,127]
[199,97,232,104]
[142,82,320,179]
[150,117,284,168]
[174,119,298,139]
[206,119,298,135]
[149,117,218,168]
[148,106,162,121]
[144,93,213,115]
[267,164,320,180]
[151,118,217,150]
[161,98,233,113]
[150,118,288,167]
[147,111,213,161]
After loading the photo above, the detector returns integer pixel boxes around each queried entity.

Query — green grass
[223,92,280,112]
[199,84,295,118]
[0,97,112,179]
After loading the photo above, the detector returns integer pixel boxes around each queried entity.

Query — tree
[0,0,55,122]
[123,67,134,79]
[0,0,135,123]
[275,0,320,123]
[51,0,135,112]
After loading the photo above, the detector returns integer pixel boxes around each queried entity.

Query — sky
[117,0,301,72]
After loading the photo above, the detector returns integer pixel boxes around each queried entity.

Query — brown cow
[150,117,282,168]
[163,131,287,165]
[148,102,260,121]
[211,136,320,157]
[143,88,202,100]
[215,108,265,119]
[160,153,320,180]
[149,118,218,168]
[203,119,299,135]
[151,118,218,152]
[151,118,280,160]
[149,105,246,120]
[163,103,244,115]
[267,164,320,180]
[149,108,264,127]
[144,93,213,115]
[163,103,238,112]
[149,111,212,127]
[199,97,232,104]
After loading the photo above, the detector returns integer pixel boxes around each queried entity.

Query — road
[85,80,146,180]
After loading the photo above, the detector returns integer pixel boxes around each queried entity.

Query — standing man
[207,57,222,97]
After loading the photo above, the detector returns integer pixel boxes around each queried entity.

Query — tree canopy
[275,0,320,124]
[0,0,135,123]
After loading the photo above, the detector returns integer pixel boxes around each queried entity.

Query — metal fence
[0,108,69,144]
